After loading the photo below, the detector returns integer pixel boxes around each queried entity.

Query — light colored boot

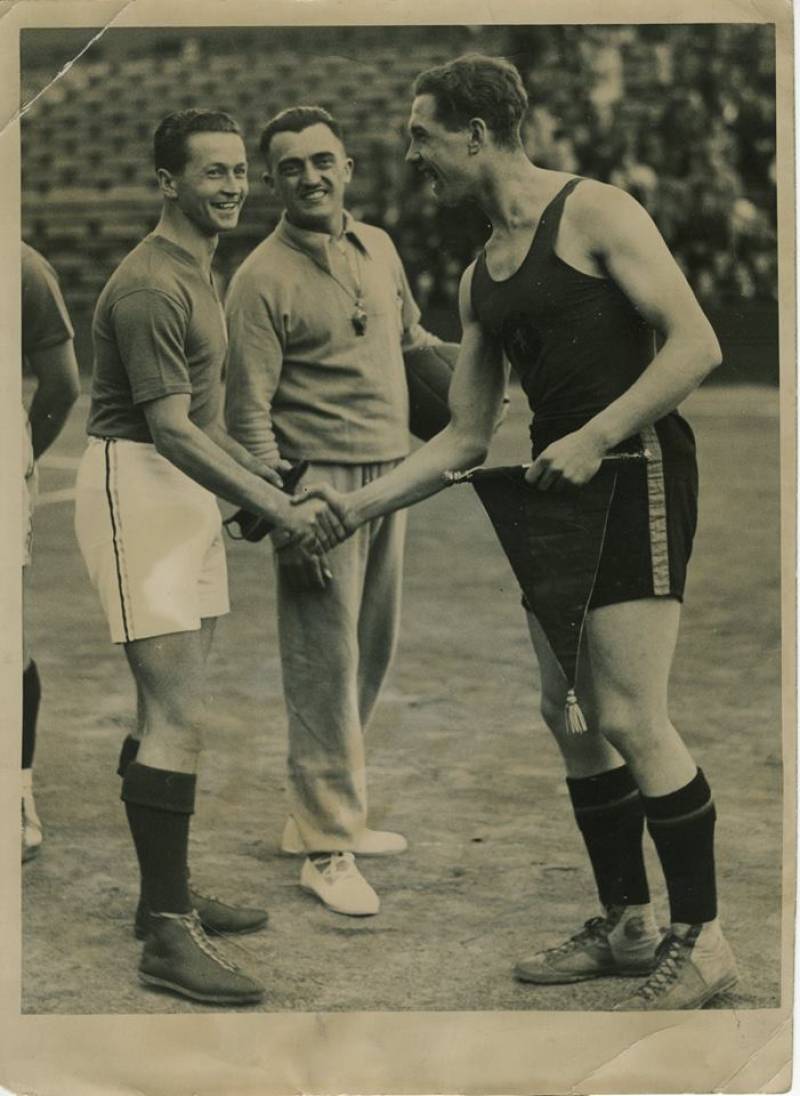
[613,920,738,1010]
[514,904,660,984]
[21,768,43,863]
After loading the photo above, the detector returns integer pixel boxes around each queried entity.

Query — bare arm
[528,183,722,488]
[27,339,81,458]
[303,264,507,531]
[142,394,342,551]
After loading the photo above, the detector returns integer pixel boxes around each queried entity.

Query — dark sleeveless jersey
[471,176,669,454]
[470,175,700,616]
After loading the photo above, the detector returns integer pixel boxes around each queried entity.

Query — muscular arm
[529,184,721,487]
[328,264,506,529]
[27,339,81,458]
[582,183,721,446]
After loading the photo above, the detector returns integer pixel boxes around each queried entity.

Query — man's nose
[221,170,244,192]
[404,142,418,164]
[301,161,322,184]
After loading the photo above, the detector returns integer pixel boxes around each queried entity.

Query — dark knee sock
[116,734,141,777]
[22,661,41,770]
[567,764,651,909]
[644,768,717,925]
[121,762,195,914]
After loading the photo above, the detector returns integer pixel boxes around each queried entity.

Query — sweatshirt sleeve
[391,240,442,353]
[224,269,285,465]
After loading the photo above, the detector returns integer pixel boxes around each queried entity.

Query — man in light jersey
[302,55,737,1011]
[75,109,343,1007]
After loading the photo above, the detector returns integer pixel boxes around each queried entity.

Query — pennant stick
[443,449,651,486]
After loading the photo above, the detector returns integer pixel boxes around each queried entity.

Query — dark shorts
[525,410,698,612]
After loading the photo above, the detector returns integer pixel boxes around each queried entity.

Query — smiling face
[160,131,249,237]
[406,93,474,206]
[265,123,353,235]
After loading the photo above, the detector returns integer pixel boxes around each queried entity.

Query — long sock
[567,764,650,909]
[121,762,195,914]
[22,661,41,770]
[117,734,141,777]
[644,768,717,925]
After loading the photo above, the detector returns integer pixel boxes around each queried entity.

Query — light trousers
[276,460,406,851]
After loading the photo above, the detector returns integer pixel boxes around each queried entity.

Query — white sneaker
[612,920,738,1010]
[22,773,43,863]
[299,853,380,916]
[282,816,407,856]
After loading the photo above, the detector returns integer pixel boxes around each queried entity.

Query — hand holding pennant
[444,452,649,734]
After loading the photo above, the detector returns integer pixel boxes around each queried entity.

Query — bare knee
[139,692,205,752]
[596,698,666,757]
[540,690,568,735]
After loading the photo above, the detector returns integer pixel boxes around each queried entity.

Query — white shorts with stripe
[74,437,229,644]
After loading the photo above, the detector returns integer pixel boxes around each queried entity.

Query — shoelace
[549,916,609,956]
[191,888,223,906]
[314,853,356,882]
[185,891,266,963]
[181,911,241,974]
[633,933,687,1001]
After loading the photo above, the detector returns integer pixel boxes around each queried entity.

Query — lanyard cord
[286,236,364,306]
[293,237,368,334]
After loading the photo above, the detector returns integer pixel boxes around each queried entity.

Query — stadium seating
[21,24,776,367]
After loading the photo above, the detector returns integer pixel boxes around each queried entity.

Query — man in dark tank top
[305,53,737,1011]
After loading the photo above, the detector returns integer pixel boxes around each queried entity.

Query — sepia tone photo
[1,2,794,1093]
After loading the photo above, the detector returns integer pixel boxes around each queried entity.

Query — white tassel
[564,689,588,734]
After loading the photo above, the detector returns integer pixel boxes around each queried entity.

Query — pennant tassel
[564,689,588,735]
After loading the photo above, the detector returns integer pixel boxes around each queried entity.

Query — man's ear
[262,170,276,193]
[468,117,488,154]
[344,156,354,183]
[156,167,178,198]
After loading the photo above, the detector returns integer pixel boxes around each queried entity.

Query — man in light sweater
[225,106,445,916]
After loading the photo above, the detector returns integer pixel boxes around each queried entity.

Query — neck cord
[293,233,368,336]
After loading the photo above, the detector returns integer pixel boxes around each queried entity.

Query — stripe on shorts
[104,440,132,642]
[640,424,670,596]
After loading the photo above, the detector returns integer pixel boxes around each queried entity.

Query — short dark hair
[259,106,345,162]
[153,109,243,174]
[413,54,528,149]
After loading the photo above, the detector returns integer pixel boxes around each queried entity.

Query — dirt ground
[21,383,784,1014]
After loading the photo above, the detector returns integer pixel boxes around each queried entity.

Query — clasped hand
[524,429,605,490]
[289,482,354,547]
[273,494,348,555]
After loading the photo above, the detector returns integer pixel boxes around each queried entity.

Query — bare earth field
[21,383,783,1014]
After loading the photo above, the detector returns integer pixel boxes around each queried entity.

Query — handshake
[276,483,352,556]
[225,459,353,558]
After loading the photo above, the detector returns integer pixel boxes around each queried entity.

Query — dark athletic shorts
[524,410,698,611]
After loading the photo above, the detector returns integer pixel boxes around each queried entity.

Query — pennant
[452,463,619,734]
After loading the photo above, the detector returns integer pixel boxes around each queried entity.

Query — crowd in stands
[385,25,777,312]
[21,24,776,322]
